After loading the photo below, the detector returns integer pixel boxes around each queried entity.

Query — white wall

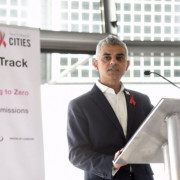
[41,83,180,180]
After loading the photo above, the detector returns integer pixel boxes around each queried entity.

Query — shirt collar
[96,80,125,94]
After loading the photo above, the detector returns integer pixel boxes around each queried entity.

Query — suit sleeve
[67,99,114,179]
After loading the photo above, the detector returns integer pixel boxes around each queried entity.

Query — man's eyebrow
[103,53,111,56]
[102,53,125,56]
[116,53,125,56]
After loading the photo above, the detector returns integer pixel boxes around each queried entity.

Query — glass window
[116,0,180,41]
[154,58,161,66]
[134,15,141,22]
[60,58,68,66]
[116,3,120,10]
[82,24,89,32]
[71,58,78,65]
[21,0,28,6]
[174,26,180,34]
[154,70,161,77]
[61,12,68,20]
[164,58,171,66]
[71,13,79,20]
[59,24,68,31]
[144,4,151,11]
[175,5,180,12]
[124,14,131,22]
[145,15,151,22]
[155,15,161,23]
[134,70,140,77]
[134,58,140,66]
[164,70,171,77]
[0,0,101,32]
[134,4,141,11]
[154,27,161,34]
[10,0,18,5]
[58,0,102,32]
[144,26,151,34]
[71,24,79,31]
[71,70,78,77]
[93,13,101,21]
[174,70,180,77]
[82,70,89,77]
[124,3,131,11]
[10,9,18,17]
[0,9,6,16]
[82,2,89,9]
[144,57,151,66]
[165,15,171,23]
[155,4,161,12]
[134,26,141,33]
[124,26,131,33]
[60,1,68,9]
[117,14,120,21]
[92,70,99,77]
[174,58,180,66]
[21,10,28,18]
[93,2,99,10]
[165,27,171,34]
[82,13,89,20]
[175,16,180,23]
[124,70,130,77]
[165,4,171,12]
[71,1,79,9]
[93,24,101,33]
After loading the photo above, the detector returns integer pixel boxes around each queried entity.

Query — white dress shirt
[96,81,128,136]
[96,81,128,176]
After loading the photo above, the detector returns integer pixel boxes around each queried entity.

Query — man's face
[94,44,130,84]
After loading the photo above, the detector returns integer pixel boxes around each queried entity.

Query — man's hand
[113,149,127,170]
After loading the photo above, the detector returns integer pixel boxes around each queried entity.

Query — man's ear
[93,60,99,71]
[126,60,130,71]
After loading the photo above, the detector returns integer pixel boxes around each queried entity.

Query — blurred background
[1,0,180,179]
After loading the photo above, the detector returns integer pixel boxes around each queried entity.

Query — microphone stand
[144,71,180,90]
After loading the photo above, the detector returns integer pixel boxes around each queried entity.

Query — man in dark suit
[67,35,154,180]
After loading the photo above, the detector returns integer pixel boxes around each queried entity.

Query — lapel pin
[125,91,130,95]
[130,93,136,106]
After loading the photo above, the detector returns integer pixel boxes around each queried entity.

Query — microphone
[144,70,180,90]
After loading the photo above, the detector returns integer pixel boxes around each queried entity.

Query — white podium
[114,98,180,180]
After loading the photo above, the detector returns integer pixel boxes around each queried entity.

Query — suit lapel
[90,85,125,139]
[124,89,136,141]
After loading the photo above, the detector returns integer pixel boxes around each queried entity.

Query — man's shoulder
[69,84,98,104]
[72,90,92,102]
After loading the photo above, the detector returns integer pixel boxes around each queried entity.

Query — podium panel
[114,98,180,164]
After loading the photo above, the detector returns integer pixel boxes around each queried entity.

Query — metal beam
[40,30,108,54]
[125,40,180,56]
[40,30,180,56]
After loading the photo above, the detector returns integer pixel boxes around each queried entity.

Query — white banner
[0,25,45,180]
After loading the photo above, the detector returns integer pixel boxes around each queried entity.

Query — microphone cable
[144,70,180,90]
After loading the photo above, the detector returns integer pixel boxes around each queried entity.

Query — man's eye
[103,56,111,61]
[116,56,124,61]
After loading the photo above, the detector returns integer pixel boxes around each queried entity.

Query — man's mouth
[107,67,119,72]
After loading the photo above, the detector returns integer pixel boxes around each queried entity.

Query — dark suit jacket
[67,85,154,180]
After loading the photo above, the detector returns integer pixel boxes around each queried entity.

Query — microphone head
[144,70,151,75]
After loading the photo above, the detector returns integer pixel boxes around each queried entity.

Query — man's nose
[110,57,117,64]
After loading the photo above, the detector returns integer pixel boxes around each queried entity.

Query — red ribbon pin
[130,94,136,106]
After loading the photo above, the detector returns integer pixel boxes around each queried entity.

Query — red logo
[0,31,7,47]
[130,93,136,106]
